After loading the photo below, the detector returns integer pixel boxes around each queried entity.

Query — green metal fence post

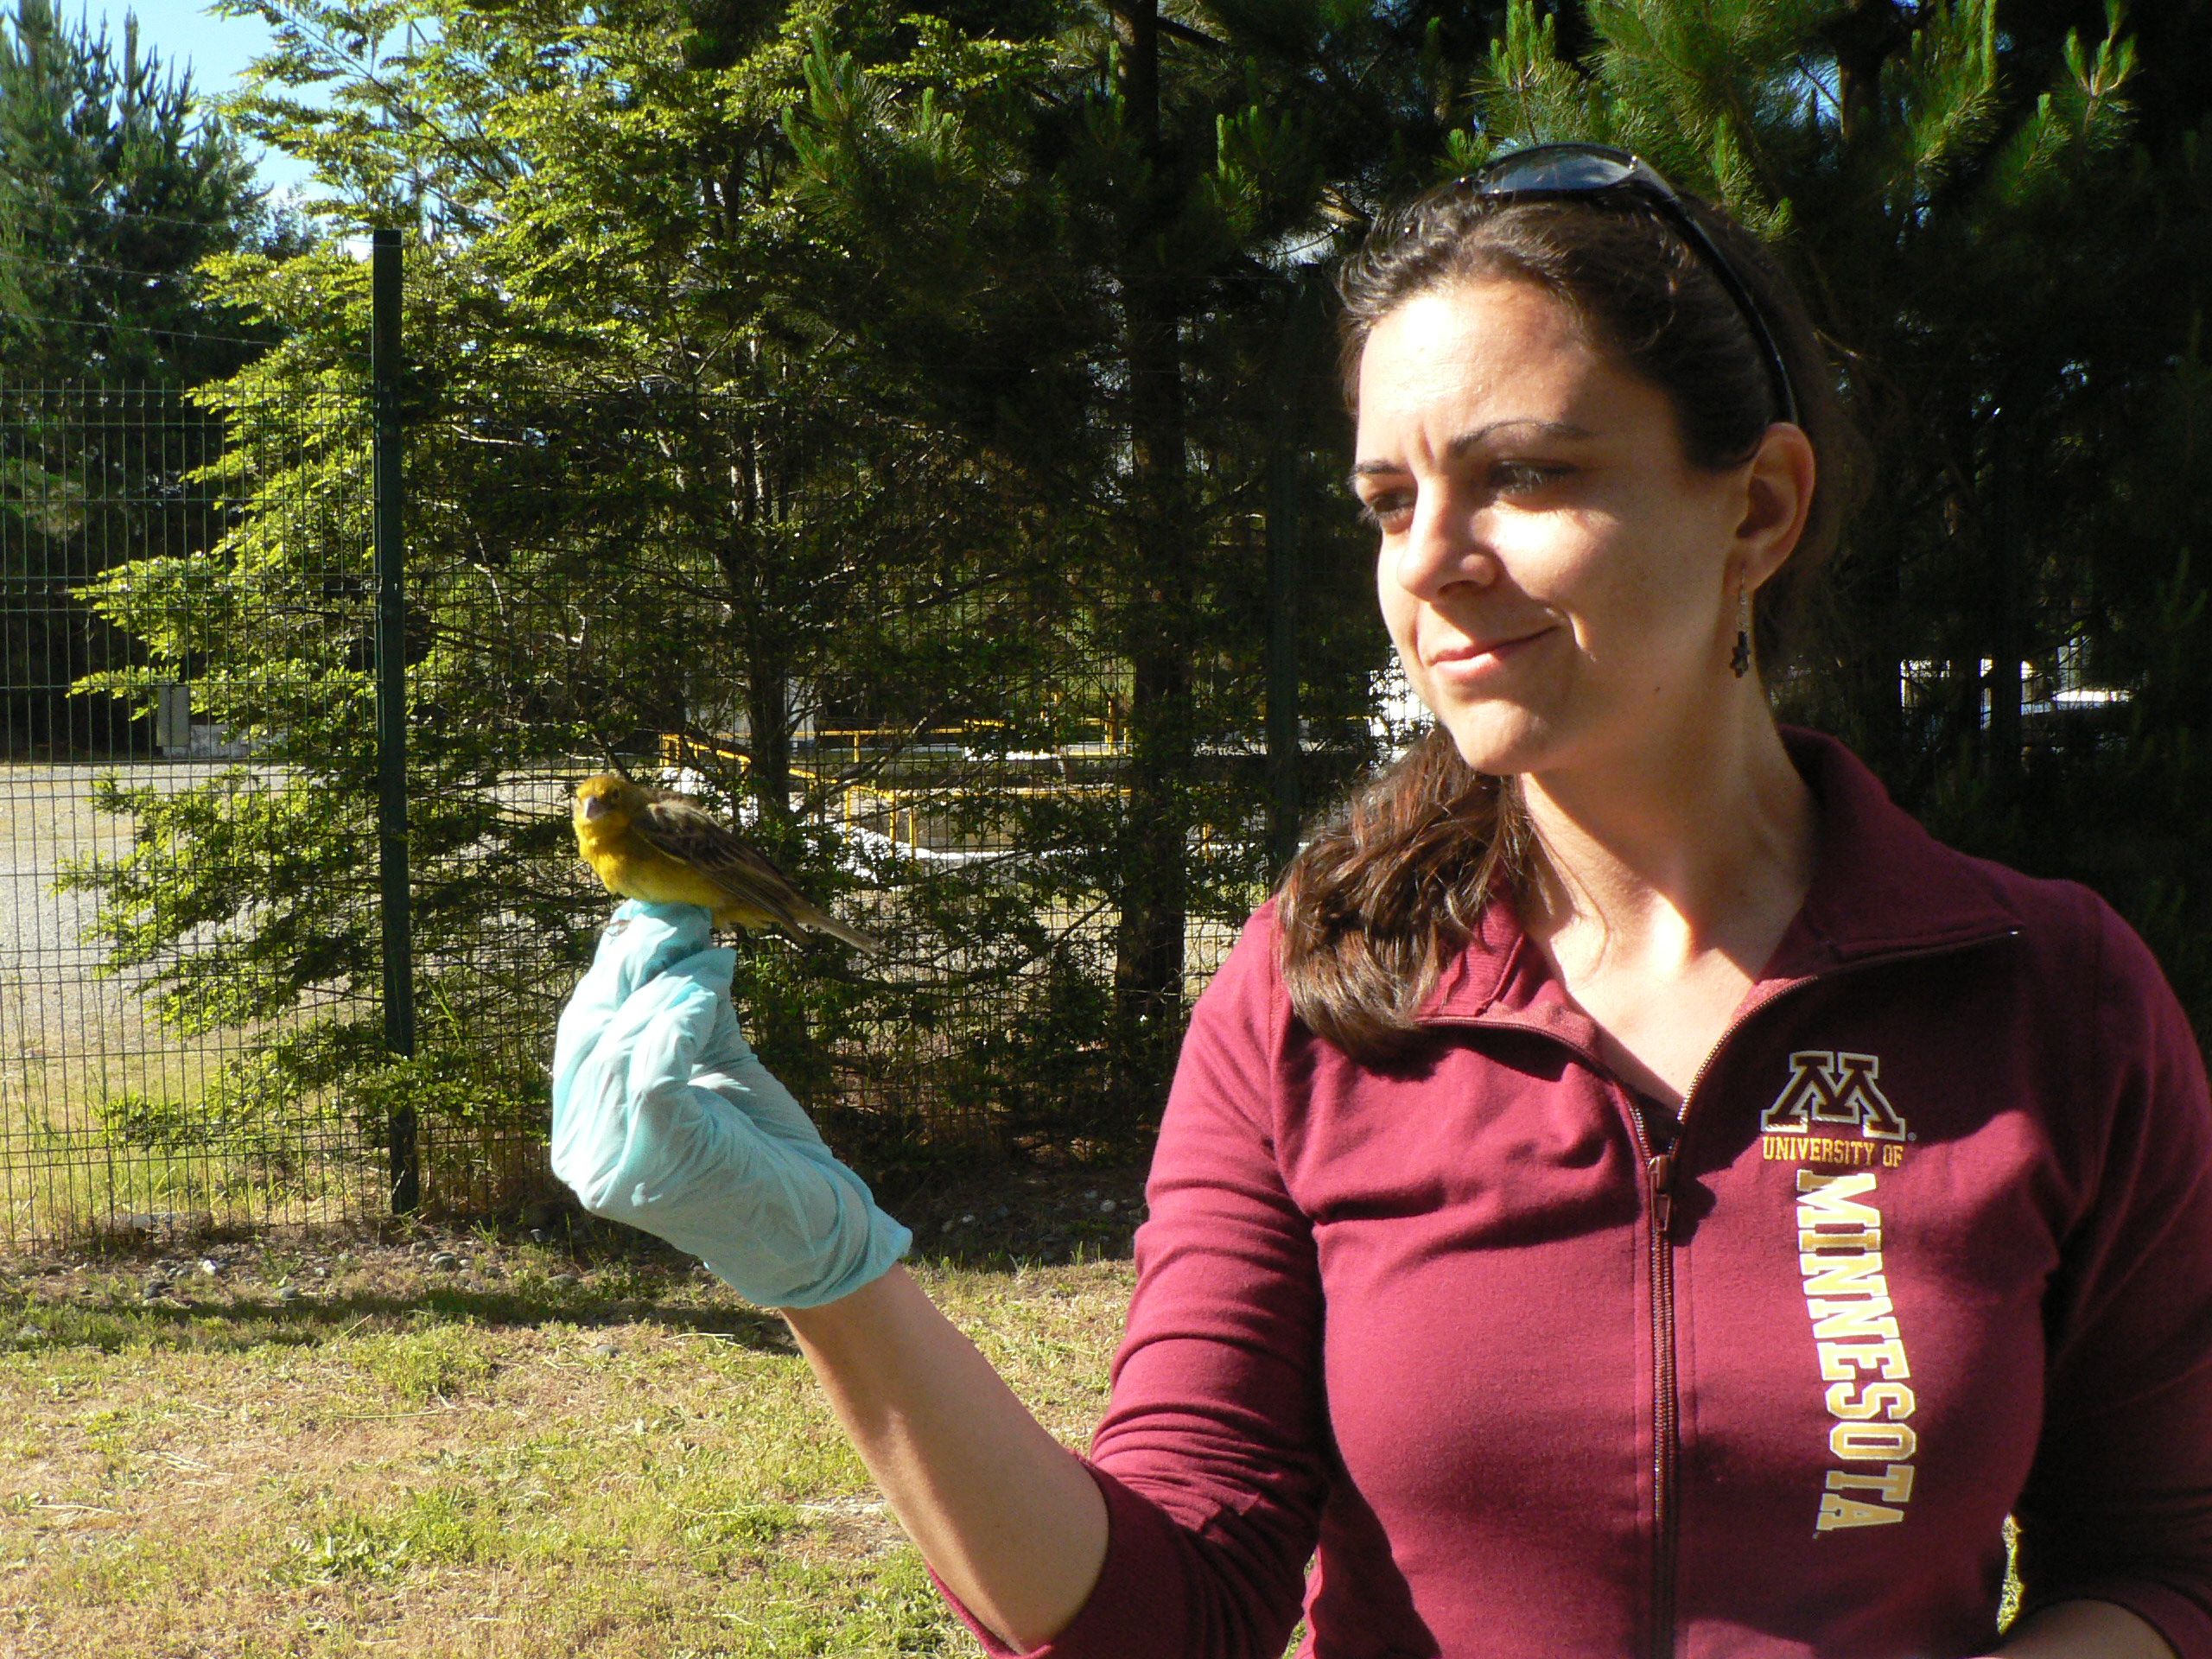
[372,227,419,1213]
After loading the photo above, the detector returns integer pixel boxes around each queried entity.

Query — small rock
[590,1339,618,1357]
[310,1266,328,1280]
[143,1278,172,1300]
[1082,1190,1096,1200]
[15,1325,38,1343]
[959,1213,976,1225]
[549,1272,579,1288]
[1098,1199,1116,1214]
[429,1251,461,1271]
[276,1286,302,1304]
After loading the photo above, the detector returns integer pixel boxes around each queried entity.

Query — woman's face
[1353,277,1769,780]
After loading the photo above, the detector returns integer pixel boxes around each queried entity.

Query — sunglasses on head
[1458,143,1801,429]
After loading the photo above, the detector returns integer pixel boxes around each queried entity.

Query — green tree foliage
[0,0,299,755]
[0,0,276,383]
[57,0,1392,1181]
[777,1,1541,1114]
[1458,0,2212,1032]
[49,0,2212,1202]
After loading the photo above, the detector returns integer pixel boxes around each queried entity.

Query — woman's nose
[1392,494,1502,600]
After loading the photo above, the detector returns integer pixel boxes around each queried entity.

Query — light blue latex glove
[550,899,911,1308]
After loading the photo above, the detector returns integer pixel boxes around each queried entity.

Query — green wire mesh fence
[0,375,1325,1249]
[2,383,388,1244]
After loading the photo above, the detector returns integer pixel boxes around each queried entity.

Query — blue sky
[81,0,318,200]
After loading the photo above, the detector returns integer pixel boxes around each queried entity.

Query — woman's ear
[1737,422,1818,593]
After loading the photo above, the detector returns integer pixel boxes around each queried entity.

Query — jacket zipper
[1637,975,1790,1659]
[1446,928,2019,1659]
[1641,931,2019,1659]
[1644,1141,1677,1659]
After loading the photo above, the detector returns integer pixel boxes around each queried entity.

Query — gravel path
[0,761,279,1143]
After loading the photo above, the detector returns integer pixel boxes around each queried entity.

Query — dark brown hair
[1278,177,1860,1060]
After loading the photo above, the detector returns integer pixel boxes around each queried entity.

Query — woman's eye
[1358,491,1414,531]
[1356,464,1562,529]
[1492,461,1566,495]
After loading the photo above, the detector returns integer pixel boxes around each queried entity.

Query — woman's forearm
[780,1263,1110,1651]
[1992,1599,2177,1658]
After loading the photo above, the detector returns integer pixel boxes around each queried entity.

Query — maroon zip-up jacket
[944,729,2212,1659]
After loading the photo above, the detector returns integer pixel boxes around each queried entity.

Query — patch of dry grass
[0,1226,1139,1658]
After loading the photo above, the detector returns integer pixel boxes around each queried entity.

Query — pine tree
[0,0,276,385]
[1463,0,2212,1033]
[67,0,1516,1164]
[0,0,298,755]
[779,2,1534,1126]
[60,0,1126,1174]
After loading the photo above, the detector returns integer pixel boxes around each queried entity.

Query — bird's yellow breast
[576,817,744,913]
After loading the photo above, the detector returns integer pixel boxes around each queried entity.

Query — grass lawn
[1,1176,2026,1659]
[0,1177,1148,1659]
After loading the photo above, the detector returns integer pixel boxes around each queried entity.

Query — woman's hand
[550,899,910,1308]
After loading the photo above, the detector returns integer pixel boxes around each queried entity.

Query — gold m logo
[1760,1052,1908,1142]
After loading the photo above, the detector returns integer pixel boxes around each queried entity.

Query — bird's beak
[582,795,610,821]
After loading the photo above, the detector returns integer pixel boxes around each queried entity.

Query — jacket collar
[1417,727,2024,1028]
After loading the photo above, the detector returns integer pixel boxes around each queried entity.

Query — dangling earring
[1730,586,1753,679]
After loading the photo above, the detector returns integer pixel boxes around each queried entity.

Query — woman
[550,147,2212,1659]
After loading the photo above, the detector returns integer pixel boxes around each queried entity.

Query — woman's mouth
[1426,626,1553,676]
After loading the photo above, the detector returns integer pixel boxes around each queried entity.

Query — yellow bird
[571,772,880,954]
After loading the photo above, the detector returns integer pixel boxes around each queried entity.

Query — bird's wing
[630,791,806,928]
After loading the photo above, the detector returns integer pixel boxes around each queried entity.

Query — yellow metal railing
[661,722,1127,769]
[656,730,1130,856]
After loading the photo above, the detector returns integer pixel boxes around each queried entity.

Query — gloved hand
[550,899,911,1308]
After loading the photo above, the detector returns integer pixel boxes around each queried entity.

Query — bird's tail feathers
[796,904,882,955]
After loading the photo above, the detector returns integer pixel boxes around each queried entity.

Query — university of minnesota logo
[1794,1169,1919,1531]
[1760,1051,1909,1142]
